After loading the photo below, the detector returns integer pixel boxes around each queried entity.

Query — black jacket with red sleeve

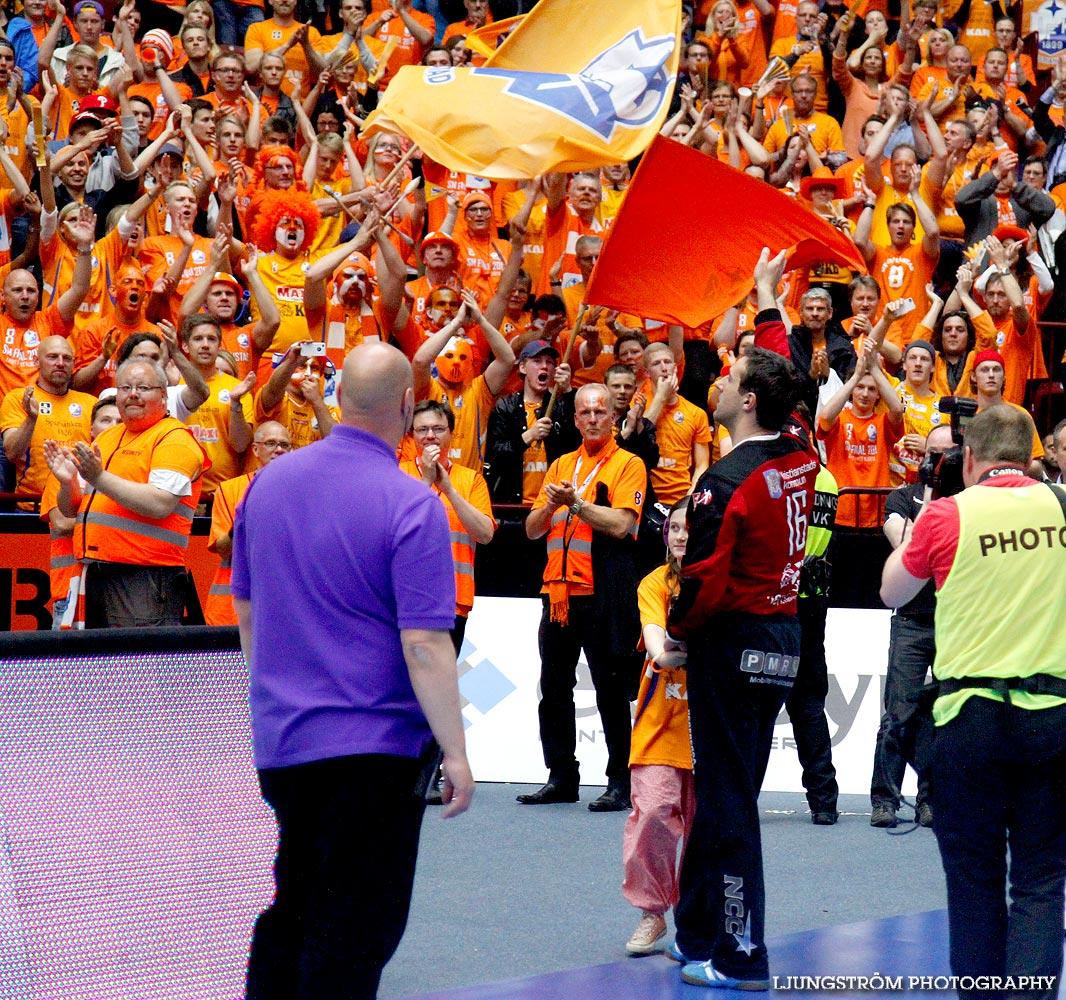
[668,432,819,639]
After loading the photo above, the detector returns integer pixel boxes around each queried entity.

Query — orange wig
[247,188,322,252]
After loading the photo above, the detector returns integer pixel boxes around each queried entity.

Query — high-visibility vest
[400,460,488,616]
[48,528,77,605]
[932,481,1066,724]
[74,418,208,566]
[545,505,594,590]
[204,473,253,626]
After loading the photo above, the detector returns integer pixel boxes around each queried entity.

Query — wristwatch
[569,499,585,517]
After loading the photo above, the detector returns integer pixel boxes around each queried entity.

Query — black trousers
[675,613,799,978]
[245,753,428,1000]
[870,613,936,807]
[932,697,1066,1000]
[786,594,839,813]
[536,595,633,787]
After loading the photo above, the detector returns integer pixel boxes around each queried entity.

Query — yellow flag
[464,15,523,59]
[363,0,681,180]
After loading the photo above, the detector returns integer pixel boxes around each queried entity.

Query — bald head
[340,342,415,448]
[254,419,289,444]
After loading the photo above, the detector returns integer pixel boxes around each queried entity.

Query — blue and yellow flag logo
[363,0,681,179]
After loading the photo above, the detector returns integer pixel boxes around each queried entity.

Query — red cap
[973,349,1005,369]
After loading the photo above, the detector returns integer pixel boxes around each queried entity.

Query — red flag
[585,136,867,328]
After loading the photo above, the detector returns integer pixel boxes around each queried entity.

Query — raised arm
[57,206,95,323]
[461,290,515,397]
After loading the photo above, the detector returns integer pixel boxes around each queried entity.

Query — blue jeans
[213,1,264,47]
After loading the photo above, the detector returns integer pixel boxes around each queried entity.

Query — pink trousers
[621,763,696,913]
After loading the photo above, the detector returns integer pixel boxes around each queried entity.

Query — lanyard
[571,454,606,500]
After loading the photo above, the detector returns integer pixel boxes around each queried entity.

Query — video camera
[917,396,977,498]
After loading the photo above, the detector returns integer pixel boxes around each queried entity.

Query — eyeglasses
[255,438,291,450]
[413,425,449,436]
[116,384,165,394]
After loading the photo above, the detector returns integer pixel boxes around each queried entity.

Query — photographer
[880,405,1066,1000]
[869,422,954,829]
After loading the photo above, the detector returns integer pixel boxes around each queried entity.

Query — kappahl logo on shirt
[68,402,82,417]
[219,390,231,403]
[673,410,685,423]
[867,426,878,443]
[24,331,39,348]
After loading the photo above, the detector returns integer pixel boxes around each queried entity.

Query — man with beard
[45,355,209,628]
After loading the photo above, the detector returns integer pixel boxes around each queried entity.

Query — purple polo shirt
[231,424,456,769]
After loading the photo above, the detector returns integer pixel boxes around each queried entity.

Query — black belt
[937,674,1066,704]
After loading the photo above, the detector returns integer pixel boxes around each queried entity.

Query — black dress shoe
[588,785,631,812]
[516,781,579,804]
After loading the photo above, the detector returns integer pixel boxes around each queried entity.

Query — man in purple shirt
[232,341,474,1000]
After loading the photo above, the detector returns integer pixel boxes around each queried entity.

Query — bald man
[0,218,95,399]
[0,335,96,508]
[232,342,474,999]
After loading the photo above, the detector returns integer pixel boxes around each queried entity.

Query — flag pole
[544,304,587,421]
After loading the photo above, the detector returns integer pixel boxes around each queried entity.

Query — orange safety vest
[204,472,253,626]
[543,441,635,592]
[74,418,209,566]
[48,529,76,605]
[400,459,490,616]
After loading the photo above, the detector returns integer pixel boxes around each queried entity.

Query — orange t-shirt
[989,313,1037,406]
[651,395,712,504]
[631,564,692,769]
[539,200,614,295]
[128,80,193,139]
[40,227,128,337]
[455,232,510,306]
[818,406,901,528]
[243,19,321,96]
[73,314,163,396]
[869,243,938,348]
[0,305,74,399]
[371,8,436,87]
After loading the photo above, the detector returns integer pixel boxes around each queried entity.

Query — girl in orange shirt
[622,498,697,957]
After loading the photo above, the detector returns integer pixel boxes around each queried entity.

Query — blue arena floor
[401,909,1066,1000]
